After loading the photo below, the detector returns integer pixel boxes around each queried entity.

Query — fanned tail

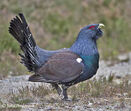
[9,13,40,72]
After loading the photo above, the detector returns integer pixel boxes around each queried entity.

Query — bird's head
[78,23,104,40]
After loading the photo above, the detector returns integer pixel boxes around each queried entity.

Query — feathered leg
[51,83,62,95]
[60,85,70,101]
[51,84,70,101]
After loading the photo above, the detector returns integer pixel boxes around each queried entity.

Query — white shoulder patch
[76,58,82,63]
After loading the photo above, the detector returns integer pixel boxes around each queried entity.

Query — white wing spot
[76,58,82,63]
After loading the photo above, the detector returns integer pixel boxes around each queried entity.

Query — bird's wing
[29,51,84,83]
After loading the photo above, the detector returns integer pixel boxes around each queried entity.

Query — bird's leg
[60,85,70,101]
[51,83,62,95]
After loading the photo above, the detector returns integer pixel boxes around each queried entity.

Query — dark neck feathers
[70,33,98,56]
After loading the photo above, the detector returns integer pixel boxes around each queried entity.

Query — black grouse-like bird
[9,13,104,100]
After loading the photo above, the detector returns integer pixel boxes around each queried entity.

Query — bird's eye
[88,26,95,30]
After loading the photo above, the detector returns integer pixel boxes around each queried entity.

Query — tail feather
[9,13,40,72]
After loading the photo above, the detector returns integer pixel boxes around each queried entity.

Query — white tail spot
[76,58,82,63]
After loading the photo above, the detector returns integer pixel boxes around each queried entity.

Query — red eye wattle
[88,26,95,29]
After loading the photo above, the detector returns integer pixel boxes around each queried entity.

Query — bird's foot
[62,97,72,101]
[51,83,62,95]
[60,85,70,101]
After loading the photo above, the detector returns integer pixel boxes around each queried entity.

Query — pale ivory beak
[98,23,105,29]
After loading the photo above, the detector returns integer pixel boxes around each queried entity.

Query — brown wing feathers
[29,52,84,83]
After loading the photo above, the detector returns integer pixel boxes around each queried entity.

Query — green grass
[68,75,131,99]
[0,24,20,54]
[9,85,53,105]
[0,105,22,111]
[0,52,27,79]
[11,97,33,105]
[0,101,22,111]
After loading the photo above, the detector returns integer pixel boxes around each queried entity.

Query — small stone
[88,102,93,106]
[117,54,129,62]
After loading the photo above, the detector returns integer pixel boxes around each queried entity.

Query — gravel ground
[0,53,131,111]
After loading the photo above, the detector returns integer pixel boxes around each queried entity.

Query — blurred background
[0,0,131,79]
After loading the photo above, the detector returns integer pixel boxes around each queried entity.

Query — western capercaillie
[9,13,104,100]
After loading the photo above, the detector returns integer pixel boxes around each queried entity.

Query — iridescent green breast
[80,54,99,69]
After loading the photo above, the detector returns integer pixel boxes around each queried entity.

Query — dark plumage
[9,13,104,100]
